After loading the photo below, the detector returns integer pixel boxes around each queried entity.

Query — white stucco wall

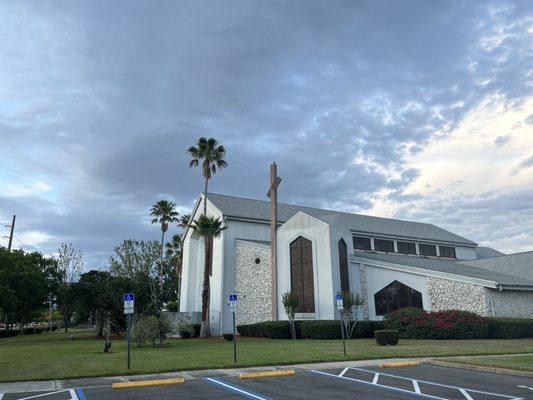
[363,264,430,320]
[276,212,334,320]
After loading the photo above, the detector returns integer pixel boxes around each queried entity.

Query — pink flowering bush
[384,308,489,339]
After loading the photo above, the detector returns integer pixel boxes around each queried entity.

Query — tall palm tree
[150,200,179,290]
[189,214,225,337]
[178,214,190,230]
[166,234,184,310]
[188,137,227,215]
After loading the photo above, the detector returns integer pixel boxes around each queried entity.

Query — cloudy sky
[1,0,532,268]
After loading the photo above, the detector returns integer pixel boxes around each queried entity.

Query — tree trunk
[199,236,212,337]
[160,228,165,292]
[203,177,209,215]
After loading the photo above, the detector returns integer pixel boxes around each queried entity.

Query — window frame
[397,241,417,255]
[419,243,437,257]
[373,238,395,253]
[439,245,456,259]
[353,235,372,251]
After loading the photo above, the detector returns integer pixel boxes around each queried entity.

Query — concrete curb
[426,360,533,378]
[239,370,296,379]
[112,377,184,390]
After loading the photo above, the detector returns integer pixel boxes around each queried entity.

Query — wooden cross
[267,162,281,320]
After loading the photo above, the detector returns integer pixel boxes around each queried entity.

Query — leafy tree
[188,137,227,215]
[0,248,60,331]
[150,200,179,290]
[56,243,84,332]
[282,291,299,339]
[341,291,366,339]
[109,240,170,316]
[189,215,225,337]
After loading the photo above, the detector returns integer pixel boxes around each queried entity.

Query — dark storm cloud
[1,0,532,265]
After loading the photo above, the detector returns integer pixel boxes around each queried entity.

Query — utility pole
[267,163,281,321]
[6,215,16,251]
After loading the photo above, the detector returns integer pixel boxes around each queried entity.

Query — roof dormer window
[419,243,437,257]
[353,236,371,251]
[439,245,456,259]
[374,238,394,253]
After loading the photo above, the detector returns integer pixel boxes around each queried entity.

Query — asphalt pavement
[1,363,532,400]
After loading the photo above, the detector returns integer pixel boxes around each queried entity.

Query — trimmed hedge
[375,330,399,346]
[385,308,489,339]
[237,320,384,339]
[487,318,533,339]
[223,333,234,341]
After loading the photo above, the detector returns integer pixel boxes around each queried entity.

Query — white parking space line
[338,367,349,377]
[311,370,447,400]
[18,391,68,400]
[0,393,4,400]
[413,380,421,394]
[372,373,380,384]
[205,377,273,400]
[69,389,78,400]
[347,367,524,400]
[459,388,473,400]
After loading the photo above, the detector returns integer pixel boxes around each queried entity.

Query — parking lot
[1,364,532,400]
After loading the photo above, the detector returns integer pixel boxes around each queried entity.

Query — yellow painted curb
[112,377,185,389]
[379,361,421,368]
[239,370,296,379]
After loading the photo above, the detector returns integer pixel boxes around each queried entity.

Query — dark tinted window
[353,236,371,251]
[419,243,437,256]
[397,241,416,255]
[374,238,394,252]
[374,280,423,316]
[338,239,349,294]
[439,245,456,258]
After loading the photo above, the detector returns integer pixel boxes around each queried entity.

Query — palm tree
[178,214,190,230]
[166,234,184,310]
[188,138,227,215]
[189,214,225,337]
[150,200,179,290]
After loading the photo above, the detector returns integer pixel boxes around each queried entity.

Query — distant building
[180,193,533,334]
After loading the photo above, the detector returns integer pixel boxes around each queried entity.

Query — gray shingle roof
[207,193,477,246]
[352,251,533,288]
[462,251,533,281]
[476,246,505,259]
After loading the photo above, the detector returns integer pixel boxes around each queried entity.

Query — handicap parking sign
[124,293,135,301]
[229,294,237,302]
[336,293,343,310]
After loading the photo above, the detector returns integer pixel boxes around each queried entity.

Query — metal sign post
[124,293,135,370]
[336,293,346,356]
[229,294,238,363]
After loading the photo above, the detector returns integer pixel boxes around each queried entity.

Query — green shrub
[385,308,489,339]
[237,320,384,340]
[375,330,399,346]
[132,316,161,346]
[223,333,234,341]
[181,324,201,338]
[165,302,179,312]
[0,330,19,338]
[237,321,292,339]
[487,318,533,338]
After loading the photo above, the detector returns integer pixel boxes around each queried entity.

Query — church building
[179,192,533,335]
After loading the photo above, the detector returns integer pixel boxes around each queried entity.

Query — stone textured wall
[359,264,370,320]
[427,277,491,316]
[488,290,533,318]
[235,241,272,326]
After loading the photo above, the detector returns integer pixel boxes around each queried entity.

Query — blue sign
[124,293,135,301]
[336,294,343,301]
[229,294,237,302]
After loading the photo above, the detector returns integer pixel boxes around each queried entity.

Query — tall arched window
[290,236,315,313]
[338,239,349,294]
[374,280,423,316]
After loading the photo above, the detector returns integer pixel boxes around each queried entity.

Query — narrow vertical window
[338,238,349,294]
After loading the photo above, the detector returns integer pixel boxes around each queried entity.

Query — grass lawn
[446,355,533,372]
[2,328,533,382]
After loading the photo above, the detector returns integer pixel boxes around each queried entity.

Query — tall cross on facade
[267,162,281,320]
